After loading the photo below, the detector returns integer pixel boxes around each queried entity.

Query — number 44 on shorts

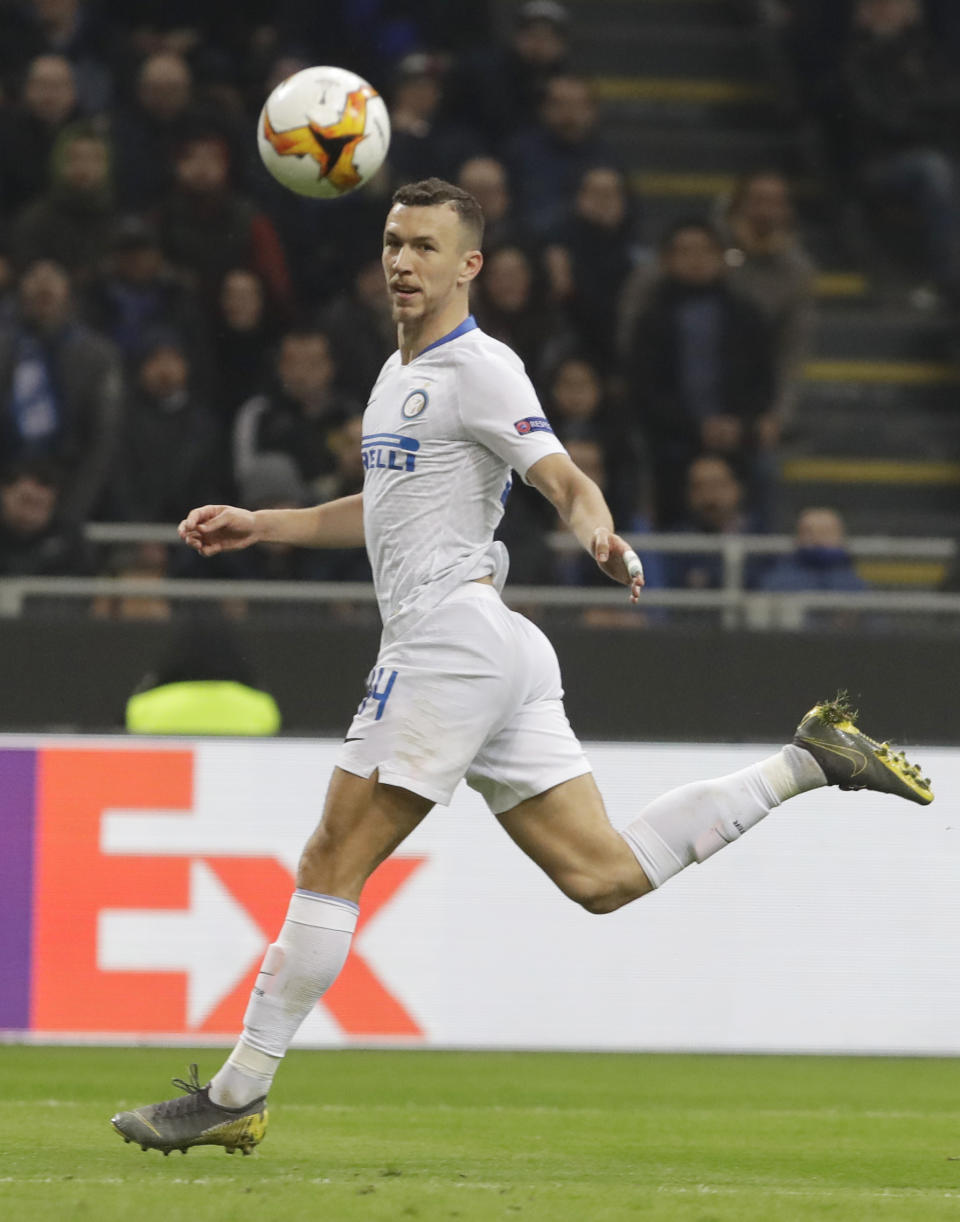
[358,667,398,721]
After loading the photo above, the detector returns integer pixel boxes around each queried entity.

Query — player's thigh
[297,766,433,902]
[496,772,652,913]
[338,588,521,806]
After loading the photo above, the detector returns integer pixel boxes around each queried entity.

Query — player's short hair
[391,177,485,249]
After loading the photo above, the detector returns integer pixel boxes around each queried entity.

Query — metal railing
[3,575,960,625]
[0,524,952,629]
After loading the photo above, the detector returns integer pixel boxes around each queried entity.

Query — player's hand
[178,504,259,556]
[592,529,645,604]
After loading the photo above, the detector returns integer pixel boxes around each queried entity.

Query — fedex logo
[362,432,419,473]
[2,747,425,1039]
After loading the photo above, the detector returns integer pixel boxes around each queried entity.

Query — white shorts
[335,582,590,813]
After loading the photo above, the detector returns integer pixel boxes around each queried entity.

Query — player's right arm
[178,494,365,557]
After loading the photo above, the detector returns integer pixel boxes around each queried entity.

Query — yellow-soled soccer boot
[793,693,933,805]
[111,1064,267,1155]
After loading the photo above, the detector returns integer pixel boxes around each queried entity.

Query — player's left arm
[527,452,644,603]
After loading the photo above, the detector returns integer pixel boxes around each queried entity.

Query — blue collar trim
[417,315,478,356]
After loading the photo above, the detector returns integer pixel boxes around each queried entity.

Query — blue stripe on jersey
[362,433,421,452]
[417,314,478,356]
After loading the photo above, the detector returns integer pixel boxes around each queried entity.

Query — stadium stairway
[570,0,787,235]
[570,0,960,556]
[787,313,960,545]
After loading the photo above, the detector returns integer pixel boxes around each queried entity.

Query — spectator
[91,539,171,620]
[666,454,762,591]
[213,268,277,426]
[110,332,224,523]
[0,54,81,215]
[232,329,362,499]
[101,0,258,66]
[234,453,329,580]
[545,165,640,368]
[767,1,854,133]
[311,414,372,583]
[838,0,960,305]
[472,244,571,381]
[82,214,209,375]
[449,0,572,143]
[155,131,295,320]
[457,157,531,252]
[716,171,817,428]
[925,0,960,51]
[8,0,116,114]
[756,505,871,630]
[757,506,868,592]
[507,74,618,238]
[387,53,481,186]
[313,414,364,504]
[624,220,777,527]
[511,1,571,74]
[0,258,122,522]
[270,0,423,90]
[547,355,607,443]
[0,456,92,575]
[318,258,395,402]
[0,236,14,319]
[111,50,248,208]
[12,121,118,283]
[546,354,643,525]
[111,52,196,209]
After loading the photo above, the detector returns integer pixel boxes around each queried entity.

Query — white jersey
[361,317,565,641]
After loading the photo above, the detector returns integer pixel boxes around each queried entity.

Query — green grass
[2,1047,960,1220]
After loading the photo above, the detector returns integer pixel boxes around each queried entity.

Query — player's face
[382,203,477,324]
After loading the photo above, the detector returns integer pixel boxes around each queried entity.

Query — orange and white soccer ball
[257,65,391,198]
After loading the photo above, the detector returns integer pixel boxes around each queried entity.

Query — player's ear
[458,248,483,286]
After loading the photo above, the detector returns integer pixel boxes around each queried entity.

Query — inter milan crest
[401,389,429,419]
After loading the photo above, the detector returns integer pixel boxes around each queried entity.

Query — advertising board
[2,737,956,1053]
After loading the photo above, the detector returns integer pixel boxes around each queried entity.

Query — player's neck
[397,303,471,364]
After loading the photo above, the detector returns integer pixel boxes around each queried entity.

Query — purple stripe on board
[0,750,36,1029]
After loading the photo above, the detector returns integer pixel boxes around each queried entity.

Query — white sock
[619,745,827,888]
[209,889,358,1108]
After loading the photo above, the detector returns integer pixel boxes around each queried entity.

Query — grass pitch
[1,1047,959,1221]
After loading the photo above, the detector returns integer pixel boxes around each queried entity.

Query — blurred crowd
[0,0,951,612]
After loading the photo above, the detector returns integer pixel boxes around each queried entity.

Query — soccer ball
[257,65,391,199]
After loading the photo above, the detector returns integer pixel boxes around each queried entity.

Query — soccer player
[111,178,933,1155]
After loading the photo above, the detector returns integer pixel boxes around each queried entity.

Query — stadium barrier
[2,734,957,1054]
[0,615,954,740]
[0,526,951,632]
